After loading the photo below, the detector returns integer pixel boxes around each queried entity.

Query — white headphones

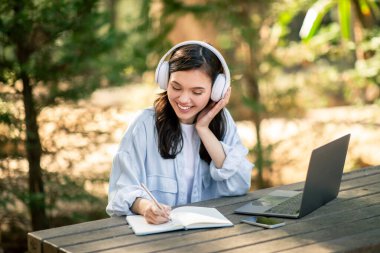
[155,40,231,102]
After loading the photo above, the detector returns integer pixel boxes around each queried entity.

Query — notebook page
[126,215,183,235]
[171,206,233,228]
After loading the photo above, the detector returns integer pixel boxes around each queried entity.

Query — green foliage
[338,0,352,39]
[355,29,380,82]
[0,166,107,228]
[243,96,266,115]
[299,0,336,41]
[299,0,379,41]
[0,99,14,126]
[0,0,130,107]
[0,0,177,105]
[44,172,107,216]
[281,0,380,106]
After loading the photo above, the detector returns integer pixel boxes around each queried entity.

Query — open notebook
[126,206,233,235]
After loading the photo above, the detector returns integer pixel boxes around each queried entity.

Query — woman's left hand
[195,87,231,130]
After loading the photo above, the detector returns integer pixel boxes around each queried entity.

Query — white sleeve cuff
[209,142,248,181]
[106,186,150,216]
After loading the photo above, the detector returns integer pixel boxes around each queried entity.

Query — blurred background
[1,0,379,252]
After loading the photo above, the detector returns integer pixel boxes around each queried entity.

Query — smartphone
[240,216,286,229]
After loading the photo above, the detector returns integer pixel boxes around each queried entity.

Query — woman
[106,41,253,224]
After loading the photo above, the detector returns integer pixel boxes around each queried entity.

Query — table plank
[28,217,125,253]
[280,228,380,253]
[43,225,131,253]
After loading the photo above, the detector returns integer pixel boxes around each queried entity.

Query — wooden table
[28,165,380,253]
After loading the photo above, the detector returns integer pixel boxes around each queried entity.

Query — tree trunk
[239,1,269,189]
[108,0,118,30]
[245,70,265,188]
[21,70,49,230]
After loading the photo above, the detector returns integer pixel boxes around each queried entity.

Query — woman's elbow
[235,180,251,195]
[225,177,251,196]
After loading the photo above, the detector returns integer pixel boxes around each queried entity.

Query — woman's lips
[177,103,193,112]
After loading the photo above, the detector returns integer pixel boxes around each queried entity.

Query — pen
[140,183,164,211]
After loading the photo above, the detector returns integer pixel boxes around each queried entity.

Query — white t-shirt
[180,123,197,203]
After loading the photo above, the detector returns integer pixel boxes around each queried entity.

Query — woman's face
[167,69,212,124]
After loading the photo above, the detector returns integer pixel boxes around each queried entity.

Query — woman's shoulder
[131,106,155,120]
[125,107,156,131]
[118,107,156,147]
[137,107,156,120]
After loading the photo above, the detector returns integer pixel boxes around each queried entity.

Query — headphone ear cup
[156,61,170,90]
[211,74,228,102]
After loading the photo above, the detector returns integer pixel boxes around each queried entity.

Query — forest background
[1,0,379,252]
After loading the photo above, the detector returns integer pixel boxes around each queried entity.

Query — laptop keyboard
[265,193,303,215]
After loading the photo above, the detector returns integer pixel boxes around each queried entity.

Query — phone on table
[240,216,286,229]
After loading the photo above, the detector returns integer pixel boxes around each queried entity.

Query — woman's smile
[177,103,192,111]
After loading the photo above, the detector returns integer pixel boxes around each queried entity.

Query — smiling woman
[106,41,253,225]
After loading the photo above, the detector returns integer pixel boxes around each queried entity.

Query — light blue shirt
[106,107,253,216]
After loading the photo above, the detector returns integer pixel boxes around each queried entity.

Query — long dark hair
[154,44,227,164]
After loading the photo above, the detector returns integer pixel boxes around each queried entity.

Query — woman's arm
[195,88,253,196]
[208,109,253,196]
[195,88,231,168]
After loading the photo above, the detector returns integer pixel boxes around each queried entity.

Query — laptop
[235,134,351,218]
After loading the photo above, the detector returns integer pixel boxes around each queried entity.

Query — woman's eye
[193,90,204,95]
[172,86,181,91]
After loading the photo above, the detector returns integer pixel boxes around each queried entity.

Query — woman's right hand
[132,198,171,224]
[142,201,171,224]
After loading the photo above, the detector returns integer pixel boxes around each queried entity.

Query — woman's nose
[178,92,190,103]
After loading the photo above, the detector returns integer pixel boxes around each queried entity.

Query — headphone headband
[155,40,230,101]
[155,40,231,89]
